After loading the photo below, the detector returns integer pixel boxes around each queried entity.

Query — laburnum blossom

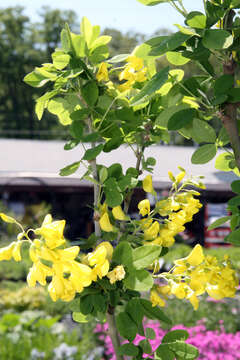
[96,62,109,82]
[154,244,238,310]
[118,55,147,92]
[99,212,114,232]
[112,206,128,221]
[107,265,125,284]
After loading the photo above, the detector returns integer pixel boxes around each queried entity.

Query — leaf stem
[106,308,123,360]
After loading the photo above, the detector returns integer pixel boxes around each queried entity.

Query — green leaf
[132,245,162,269]
[130,67,169,106]
[191,119,216,144]
[166,51,190,65]
[52,52,70,70]
[169,342,199,360]
[231,180,240,194]
[99,167,108,183]
[230,214,240,231]
[72,312,91,323]
[71,34,86,58]
[124,269,153,291]
[90,36,112,51]
[35,90,58,120]
[112,242,133,268]
[126,298,144,335]
[108,163,123,179]
[83,144,104,161]
[104,177,123,207]
[156,344,175,360]
[82,81,99,107]
[146,327,156,340]
[116,312,138,341]
[228,195,240,207]
[103,137,123,153]
[139,339,152,354]
[162,330,189,343]
[214,75,234,96]
[186,11,207,29]
[23,70,50,88]
[215,152,236,172]
[48,95,80,126]
[228,88,240,103]
[140,299,172,324]
[118,344,139,357]
[59,161,80,176]
[207,216,231,230]
[191,144,217,164]
[70,121,84,140]
[202,30,233,50]
[168,109,195,131]
[61,28,71,52]
[108,54,129,63]
[80,17,93,46]
[150,32,192,56]
[64,140,80,150]
[225,228,240,245]
[156,104,189,129]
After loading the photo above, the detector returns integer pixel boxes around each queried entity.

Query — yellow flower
[107,265,125,284]
[99,212,114,232]
[27,261,53,287]
[143,175,154,193]
[12,241,22,262]
[144,221,159,240]
[96,62,109,82]
[95,242,113,261]
[188,293,199,310]
[186,244,204,266]
[171,282,186,299]
[175,171,185,184]
[150,289,165,307]
[0,242,16,261]
[112,206,128,221]
[35,215,66,249]
[138,199,150,217]
[126,55,144,71]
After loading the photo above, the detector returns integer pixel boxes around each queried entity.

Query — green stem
[106,308,123,360]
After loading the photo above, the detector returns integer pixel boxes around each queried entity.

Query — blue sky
[3,0,203,35]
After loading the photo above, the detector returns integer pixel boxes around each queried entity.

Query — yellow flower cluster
[151,245,238,310]
[0,213,122,303]
[99,203,128,233]
[138,172,202,247]
[118,55,147,92]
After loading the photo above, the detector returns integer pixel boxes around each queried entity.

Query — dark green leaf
[169,341,199,360]
[103,137,123,152]
[228,195,240,207]
[130,67,169,106]
[156,344,175,360]
[140,299,172,324]
[191,119,216,144]
[225,228,240,245]
[202,30,233,50]
[228,88,240,103]
[150,32,191,56]
[126,298,144,335]
[80,295,94,315]
[116,312,138,341]
[231,180,240,194]
[207,216,231,230]
[70,121,84,139]
[107,163,123,179]
[83,144,104,161]
[191,144,217,164]
[145,327,156,340]
[112,242,133,268]
[118,344,139,357]
[168,109,195,131]
[162,330,189,343]
[104,177,123,207]
[70,109,90,121]
[139,339,152,354]
[59,161,80,176]
[214,75,234,96]
[82,81,99,107]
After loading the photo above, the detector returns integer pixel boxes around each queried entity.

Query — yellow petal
[186,244,204,266]
[96,242,113,261]
[143,175,154,193]
[112,206,128,221]
[138,199,150,217]
[99,212,114,232]
[0,243,15,261]
[12,242,22,262]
